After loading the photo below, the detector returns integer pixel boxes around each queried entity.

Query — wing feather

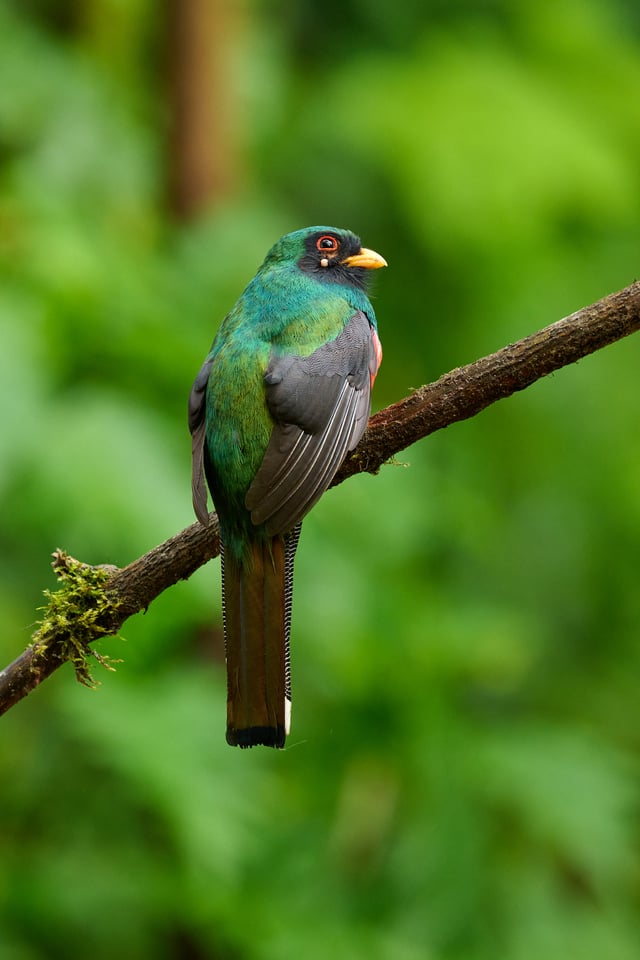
[188,356,214,525]
[246,311,379,536]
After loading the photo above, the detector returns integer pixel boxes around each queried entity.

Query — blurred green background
[1,1,639,957]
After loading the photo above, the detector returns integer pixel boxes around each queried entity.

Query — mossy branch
[1,281,639,716]
[32,551,122,688]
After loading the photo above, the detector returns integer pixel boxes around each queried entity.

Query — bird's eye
[316,235,339,252]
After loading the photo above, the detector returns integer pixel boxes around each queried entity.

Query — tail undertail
[222,525,301,748]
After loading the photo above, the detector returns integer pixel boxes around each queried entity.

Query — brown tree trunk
[166,0,241,218]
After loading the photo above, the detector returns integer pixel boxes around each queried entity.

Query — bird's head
[264,226,387,291]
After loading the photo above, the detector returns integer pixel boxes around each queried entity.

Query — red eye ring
[316,235,339,252]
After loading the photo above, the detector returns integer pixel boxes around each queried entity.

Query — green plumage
[204,229,376,557]
[189,225,386,748]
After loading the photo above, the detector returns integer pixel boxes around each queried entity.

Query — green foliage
[1,1,639,958]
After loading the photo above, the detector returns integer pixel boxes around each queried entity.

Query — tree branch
[2,281,639,716]
[334,280,640,482]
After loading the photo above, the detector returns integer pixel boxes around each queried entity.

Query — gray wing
[245,310,378,536]
[188,356,214,526]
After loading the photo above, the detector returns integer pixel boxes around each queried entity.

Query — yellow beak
[341,247,388,270]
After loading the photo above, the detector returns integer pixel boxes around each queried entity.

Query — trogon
[189,226,386,748]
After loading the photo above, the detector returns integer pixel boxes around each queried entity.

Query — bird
[188,226,386,748]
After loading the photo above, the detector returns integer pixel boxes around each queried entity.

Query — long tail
[222,525,301,748]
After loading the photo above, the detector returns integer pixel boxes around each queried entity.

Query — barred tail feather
[222,528,300,748]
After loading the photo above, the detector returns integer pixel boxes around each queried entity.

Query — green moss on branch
[31,550,122,688]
